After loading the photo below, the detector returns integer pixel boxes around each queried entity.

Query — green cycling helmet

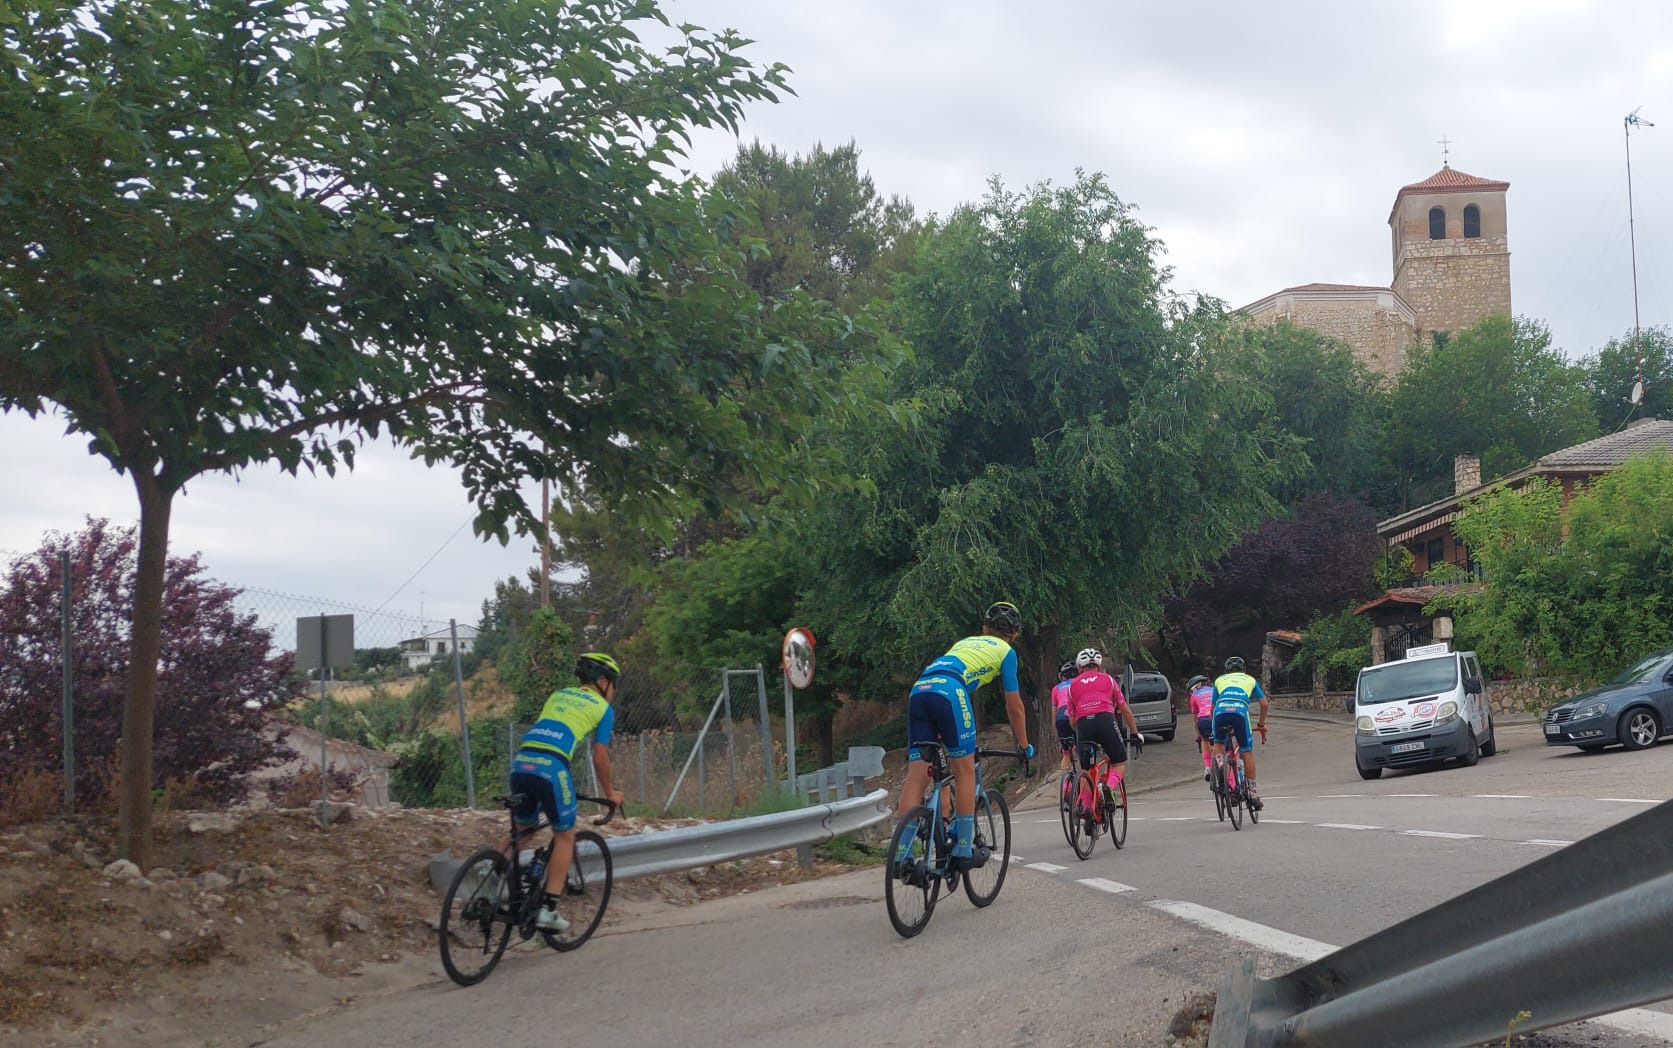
[576,652,622,685]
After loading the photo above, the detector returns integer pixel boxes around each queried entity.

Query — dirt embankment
[0,804,869,1047]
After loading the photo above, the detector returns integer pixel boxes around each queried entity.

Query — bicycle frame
[500,794,618,924]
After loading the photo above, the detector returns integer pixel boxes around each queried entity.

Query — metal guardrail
[1209,798,1673,1047]
[429,788,891,891]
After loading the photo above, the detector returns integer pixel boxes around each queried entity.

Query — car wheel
[1619,707,1661,751]
[1157,729,1175,743]
[1479,718,1497,757]
[1356,762,1381,781]
[1456,726,1480,767]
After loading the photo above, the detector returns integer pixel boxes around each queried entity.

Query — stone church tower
[1238,164,1513,377]
[1389,166,1512,344]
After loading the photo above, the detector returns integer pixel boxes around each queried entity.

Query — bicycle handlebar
[976,747,1033,777]
[577,795,619,827]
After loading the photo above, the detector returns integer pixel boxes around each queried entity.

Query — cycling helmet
[1059,661,1077,680]
[1075,647,1103,670]
[575,652,622,685]
[984,601,1022,634]
[1186,674,1210,689]
[1223,656,1246,673]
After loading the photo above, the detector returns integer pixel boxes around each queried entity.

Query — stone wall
[1268,678,1587,719]
[1392,237,1511,337]
[1245,299,1414,379]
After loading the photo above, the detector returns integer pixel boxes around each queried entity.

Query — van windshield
[1357,658,1457,706]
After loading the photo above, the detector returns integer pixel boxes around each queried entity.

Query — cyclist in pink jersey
[1067,648,1139,800]
[1052,661,1077,771]
[1187,674,1215,779]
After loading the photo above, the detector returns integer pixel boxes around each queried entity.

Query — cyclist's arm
[1253,683,1270,728]
[1003,688,1029,752]
[1120,703,1138,737]
[592,742,624,806]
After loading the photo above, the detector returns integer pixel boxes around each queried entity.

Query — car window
[1464,654,1481,682]
[1357,657,1459,705]
[1128,679,1170,702]
[1610,652,1673,685]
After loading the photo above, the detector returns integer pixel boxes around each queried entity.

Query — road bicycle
[1065,737,1129,859]
[1209,723,1266,831]
[885,742,1028,938]
[438,792,617,986]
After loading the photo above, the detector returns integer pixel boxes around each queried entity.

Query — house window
[1463,204,1481,238]
[1425,538,1445,572]
[1428,206,1446,240]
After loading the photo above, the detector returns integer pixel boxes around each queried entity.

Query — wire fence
[1,552,794,825]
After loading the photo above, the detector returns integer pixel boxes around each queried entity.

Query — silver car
[1124,669,1177,742]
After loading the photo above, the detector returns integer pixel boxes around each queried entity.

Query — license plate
[1544,725,1560,736]
[1390,741,1425,754]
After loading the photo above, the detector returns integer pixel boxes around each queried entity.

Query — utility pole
[1625,108,1654,413]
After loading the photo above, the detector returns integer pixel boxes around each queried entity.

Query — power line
[367,515,475,622]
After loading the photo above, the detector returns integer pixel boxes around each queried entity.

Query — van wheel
[1157,729,1175,743]
[1356,763,1381,781]
[1480,718,1497,757]
[1456,726,1480,767]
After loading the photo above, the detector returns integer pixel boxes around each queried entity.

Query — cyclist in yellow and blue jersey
[504,652,627,931]
[895,601,1035,870]
[1212,655,1269,809]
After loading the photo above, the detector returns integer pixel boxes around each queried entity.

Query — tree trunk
[118,471,173,869]
[1028,622,1061,760]
[811,707,836,768]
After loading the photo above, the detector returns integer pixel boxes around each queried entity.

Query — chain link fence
[2,545,793,824]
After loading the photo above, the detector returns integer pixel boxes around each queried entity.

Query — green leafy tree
[1581,327,1673,431]
[0,0,878,864]
[501,609,574,724]
[1389,316,1597,508]
[800,174,1298,751]
[1441,453,1673,679]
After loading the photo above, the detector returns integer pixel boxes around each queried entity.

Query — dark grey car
[1543,647,1673,752]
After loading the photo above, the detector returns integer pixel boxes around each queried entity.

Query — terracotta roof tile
[1536,418,1673,468]
[1397,166,1510,194]
[1281,282,1390,293]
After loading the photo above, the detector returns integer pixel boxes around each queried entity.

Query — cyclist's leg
[503,766,546,859]
[945,685,979,859]
[1090,712,1129,790]
[898,684,942,817]
[1055,707,1075,771]
[538,765,579,899]
[1195,716,1214,774]
[1227,712,1258,800]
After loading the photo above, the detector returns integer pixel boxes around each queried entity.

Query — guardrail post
[1206,957,1255,1048]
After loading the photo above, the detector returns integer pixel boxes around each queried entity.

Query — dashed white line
[1259,795,1296,800]
[1389,793,1436,797]
[1599,797,1659,805]
[1257,818,1306,824]
[1402,830,1481,840]
[1146,900,1334,962]
[1317,793,1365,798]
[1033,818,1059,824]
[1472,793,1530,799]
[1153,816,1196,821]
[1317,822,1380,831]
[1076,877,1137,895]
[1523,839,1573,847]
[1026,861,1067,873]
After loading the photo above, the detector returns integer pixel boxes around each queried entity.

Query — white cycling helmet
[1075,647,1103,669]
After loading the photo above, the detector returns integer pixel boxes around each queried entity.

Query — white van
[1352,643,1496,780]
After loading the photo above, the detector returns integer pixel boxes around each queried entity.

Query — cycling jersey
[922,635,1021,692]
[1211,672,1264,716]
[1188,684,1215,719]
[518,685,616,763]
[1051,680,1073,710]
[1067,671,1126,722]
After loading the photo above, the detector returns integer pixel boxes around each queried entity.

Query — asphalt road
[257,714,1673,1047]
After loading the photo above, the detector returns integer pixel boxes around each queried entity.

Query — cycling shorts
[509,751,577,832]
[1075,711,1128,766]
[1055,708,1075,751]
[1195,716,1214,741]
[1212,709,1253,752]
[907,676,977,762]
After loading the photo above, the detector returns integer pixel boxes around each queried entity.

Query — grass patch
[815,833,885,866]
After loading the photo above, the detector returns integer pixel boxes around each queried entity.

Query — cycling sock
[952,814,974,858]
[1106,768,1122,789]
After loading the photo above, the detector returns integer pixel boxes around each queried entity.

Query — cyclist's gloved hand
[1022,743,1036,761]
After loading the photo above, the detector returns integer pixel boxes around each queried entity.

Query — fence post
[60,550,74,815]
[638,733,648,805]
[723,674,738,807]
[450,619,475,809]
[784,675,797,786]
[661,687,726,815]
[755,664,772,789]
[318,614,330,827]
[697,738,706,812]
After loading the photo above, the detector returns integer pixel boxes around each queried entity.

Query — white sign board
[782,627,816,690]
[1405,642,1450,659]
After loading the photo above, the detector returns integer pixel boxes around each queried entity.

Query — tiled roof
[1281,282,1389,293]
[1353,584,1484,617]
[1537,418,1673,468]
[1397,166,1510,194]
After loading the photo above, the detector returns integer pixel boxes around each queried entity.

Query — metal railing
[429,788,890,891]
[1209,798,1673,1047]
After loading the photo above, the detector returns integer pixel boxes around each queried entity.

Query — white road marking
[1471,794,1529,799]
[1033,818,1058,823]
[1317,793,1365,798]
[1146,900,1334,962]
[1076,877,1136,895]
[1259,795,1296,800]
[1401,830,1480,840]
[1388,793,1436,797]
[1153,816,1196,821]
[1599,797,1659,804]
[1257,818,1306,824]
[1317,823,1380,831]
[1523,839,1573,847]
[1026,862,1067,873]
[1144,902,1673,1041]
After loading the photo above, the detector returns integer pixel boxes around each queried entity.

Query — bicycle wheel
[1227,778,1244,831]
[438,848,513,987]
[1212,765,1227,822]
[885,805,941,938]
[963,788,1011,907]
[1106,779,1127,850]
[540,830,613,952]
[1057,771,1076,849]
[1241,761,1260,826]
[1247,794,1260,825]
[1068,774,1096,860]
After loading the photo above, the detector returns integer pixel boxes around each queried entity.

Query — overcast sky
[3,0,1670,645]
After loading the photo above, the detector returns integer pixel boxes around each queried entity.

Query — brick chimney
[1453,453,1482,494]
